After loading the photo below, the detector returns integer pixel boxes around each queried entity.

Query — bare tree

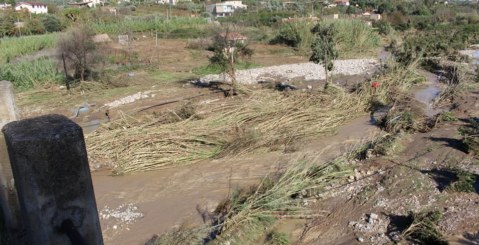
[57,25,96,81]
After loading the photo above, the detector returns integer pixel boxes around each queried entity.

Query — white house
[15,2,48,14]
[206,1,247,18]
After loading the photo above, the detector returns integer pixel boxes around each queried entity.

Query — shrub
[42,15,63,32]
[57,25,96,80]
[265,230,290,245]
[401,210,447,245]
[25,19,46,35]
[270,22,307,48]
[373,20,392,35]
[459,118,479,155]
[446,169,477,193]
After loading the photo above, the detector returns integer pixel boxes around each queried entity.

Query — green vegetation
[265,230,290,245]
[209,29,254,94]
[271,19,379,58]
[147,156,350,245]
[355,133,406,159]
[446,169,477,193]
[192,62,259,76]
[208,157,350,244]
[401,210,447,245]
[459,118,479,155]
[0,33,57,63]
[438,111,458,123]
[322,19,380,58]
[0,59,62,90]
[92,16,209,36]
[310,23,337,88]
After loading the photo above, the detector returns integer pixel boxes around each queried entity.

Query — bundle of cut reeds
[86,90,365,174]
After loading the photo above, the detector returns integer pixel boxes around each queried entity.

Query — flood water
[414,70,444,117]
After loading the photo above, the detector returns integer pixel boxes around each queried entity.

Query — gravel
[105,91,153,109]
[196,59,379,84]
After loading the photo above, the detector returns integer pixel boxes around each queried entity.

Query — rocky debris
[105,91,153,109]
[92,34,112,43]
[197,59,378,85]
[439,195,479,234]
[349,213,391,244]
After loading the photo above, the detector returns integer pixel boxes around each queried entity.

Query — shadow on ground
[429,137,468,153]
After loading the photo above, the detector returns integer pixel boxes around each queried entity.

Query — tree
[0,12,15,38]
[346,5,360,15]
[42,15,63,32]
[310,23,337,89]
[25,18,46,35]
[209,27,253,96]
[57,25,96,81]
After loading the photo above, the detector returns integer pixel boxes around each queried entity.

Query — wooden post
[62,53,70,91]
[2,115,103,245]
[0,81,21,242]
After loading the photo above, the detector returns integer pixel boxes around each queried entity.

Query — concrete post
[2,115,103,245]
[0,81,21,237]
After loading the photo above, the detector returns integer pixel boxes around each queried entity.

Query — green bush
[25,19,46,35]
[459,118,479,155]
[446,169,477,193]
[402,210,447,245]
[42,15,63,32]
[373,20,392,35]
[270,22,307,48]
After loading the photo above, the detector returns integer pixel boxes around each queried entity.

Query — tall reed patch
[322,19,380,58]
[0,34,57,64]
[271,19,379,58]
[0,59,63,90]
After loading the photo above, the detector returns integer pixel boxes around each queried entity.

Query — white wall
[15,3,48,14]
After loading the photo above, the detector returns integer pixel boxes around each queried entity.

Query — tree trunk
[324,51,329,90]
[229,50,238,96]
[324,67,329,90]
[61,53,70,91]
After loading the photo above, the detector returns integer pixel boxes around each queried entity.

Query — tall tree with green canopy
[310,23,337,89]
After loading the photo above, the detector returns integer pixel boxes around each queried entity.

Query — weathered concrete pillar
[2,115,103,245]
[0,81,21,237]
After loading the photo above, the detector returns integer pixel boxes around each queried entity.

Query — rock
[358,237,364,242]
[366,149,374,159]
[370,213,378,220]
